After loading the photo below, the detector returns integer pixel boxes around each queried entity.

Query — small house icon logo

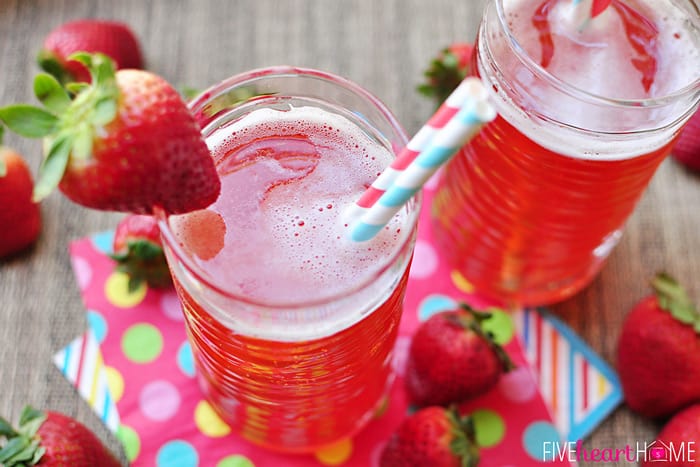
[648,440,671,462]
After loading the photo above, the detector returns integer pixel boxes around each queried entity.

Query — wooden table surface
[1,0,698,465]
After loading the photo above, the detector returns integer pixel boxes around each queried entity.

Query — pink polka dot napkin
[56,186,577,466]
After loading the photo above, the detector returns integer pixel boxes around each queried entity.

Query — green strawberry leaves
[418,45,471,108]
[33,73,71,114]
[653,272,700,334]
[0,406,47,467]
[0,52,120,202]
[0,105,58,138]
[37,49,74,86]
[111,239,171,292]
[446,407,480,467]
[457,303,516,372]
[33,134,72,201]
[17,407,45,438]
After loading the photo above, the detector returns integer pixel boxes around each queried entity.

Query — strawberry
[672,109,700,172]
[38,19,144,84]
[405,304,514,407]
[0,53,220,215]
[641,404,700,467]
[0,126,41,259]
[617,273,700,419]
[111,214,171,291]
[380,406,480,467]
[417,42,473,107]
[0,405,121,466]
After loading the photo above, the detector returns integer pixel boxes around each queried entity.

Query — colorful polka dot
[116,424,140,462]
[523,421,560,461]
[481,309,515,345]
[195,400,231,438]
[177,341,195,377]
[471,409,506,447]
[499,366,538,403]
[417,294,458,321]
[105,271,147,308]
[91,230,115,254]
[86,310,108,343]
[217,455,255,467]
[140,380,181,421]
[156,440,198,467]
[71,256,92,290]
[160,290,184,321]
[409,240,438,279]
[451,270,475,293]
[105,366,125,402]
[314,438,353,465]
[121,323,163,364]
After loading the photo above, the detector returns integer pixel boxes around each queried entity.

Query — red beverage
[173,268,409,451]
[432,0,700,305]
[158,68,419,452]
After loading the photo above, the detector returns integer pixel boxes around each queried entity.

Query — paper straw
[350,79,496,242]
[572,0,613,19]
[590,0,612,18]
[354,78,490,210]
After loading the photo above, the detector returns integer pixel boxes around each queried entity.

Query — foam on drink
[481,0,700,161]
[171,106,410,308]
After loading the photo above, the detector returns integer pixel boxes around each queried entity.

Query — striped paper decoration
[515,308,623,442]
[53,329,120,434]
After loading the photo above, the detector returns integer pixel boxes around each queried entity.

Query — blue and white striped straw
[350,78,496,242]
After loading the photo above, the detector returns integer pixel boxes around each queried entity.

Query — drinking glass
[432,0,700,306]
[157,67,420,452]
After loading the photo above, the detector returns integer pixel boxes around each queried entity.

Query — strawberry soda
[157,68,420,452]
[432,0,700,306]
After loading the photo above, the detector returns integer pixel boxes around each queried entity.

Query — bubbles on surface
[180,106,411,304]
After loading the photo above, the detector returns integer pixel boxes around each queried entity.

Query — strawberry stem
[652,272,700,334]
[0,406,47,466]
[446,406,480,467]
[37,50,75,86]
[458,303,516,372]
[0,53,120,202]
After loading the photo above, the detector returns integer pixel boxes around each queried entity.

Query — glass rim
[491,0,700,108]
[157,66,422,310]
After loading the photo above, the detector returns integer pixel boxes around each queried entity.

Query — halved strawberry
[38,19,144,84]
[0,53,220,215]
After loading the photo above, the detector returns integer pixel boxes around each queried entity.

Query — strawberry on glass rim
[0,53,220,215]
